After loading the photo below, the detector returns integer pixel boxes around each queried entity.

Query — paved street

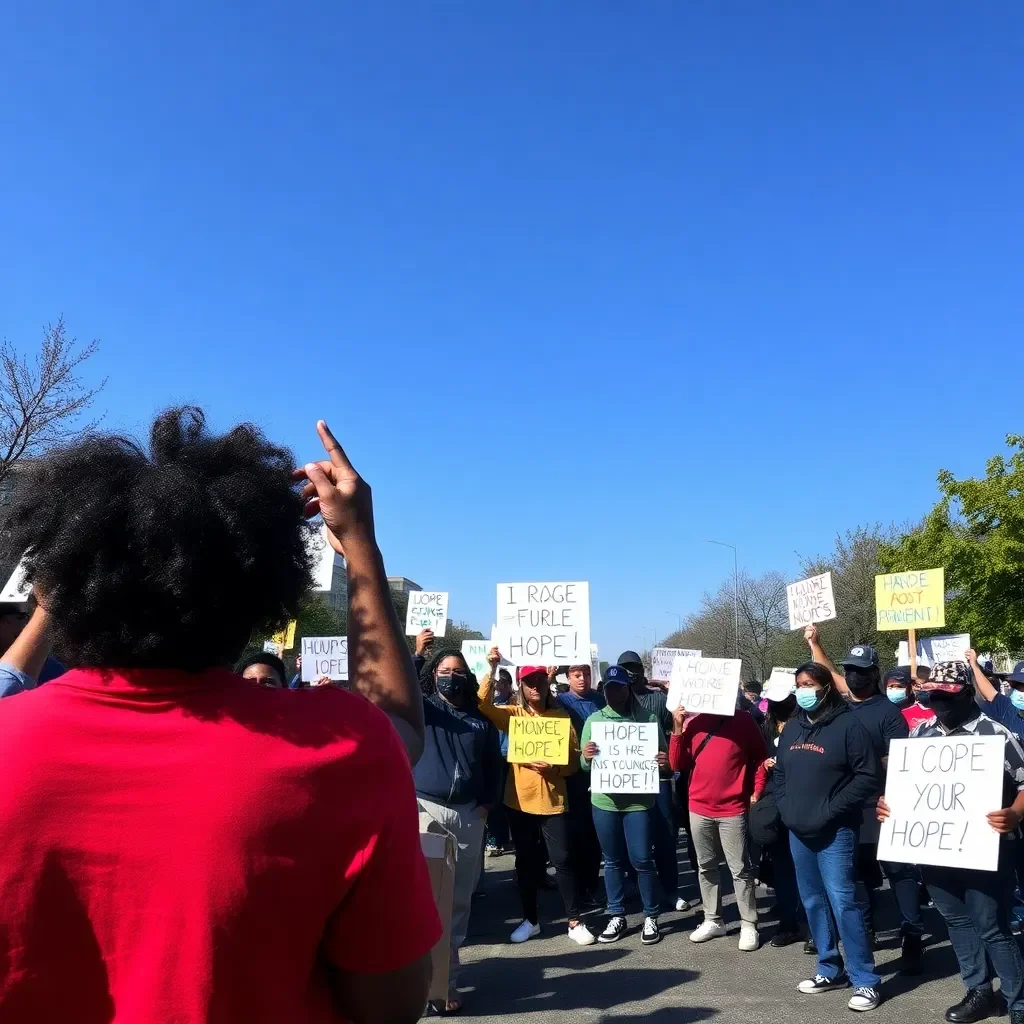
[454,846,969,1024]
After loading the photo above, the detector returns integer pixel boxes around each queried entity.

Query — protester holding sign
[774,662,882,1011]
[878,662,1024,1024]
[478,649,594,947]
[0,413,437,1023]
[581,665,668,946]
[669,702,766,951]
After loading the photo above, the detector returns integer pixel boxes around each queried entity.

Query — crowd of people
[1,408,1024,1024]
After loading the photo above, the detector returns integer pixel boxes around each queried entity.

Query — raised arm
[804,623,848,695]
[476,648,514,732]
[968,648,1000,703]
[298,421,424,764]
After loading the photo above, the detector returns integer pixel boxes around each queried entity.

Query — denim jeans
[592,805,661,918]
[922,845,1024,1012]
[790,826,880,990]
[651,780,678,903]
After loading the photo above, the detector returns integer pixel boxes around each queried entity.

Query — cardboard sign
[787,571,837,631]
[0,559,30,603]
[301,636,349,681]
[875,568,946,631]
[667,657,742,716]
[405,591,449,638]
[271,620,297,651]
[495,582,590,665]
[507,715,572,765]
[590,721,660,794]
[650,646,701,683]
[897,633,971,669]
[878,735,1003,871]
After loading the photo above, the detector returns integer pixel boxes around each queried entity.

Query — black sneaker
[901,933,923,976]
[799,974,850,995]
[803,938,818,955]
[944,987,1006,1023]
[598,916,627,944]
[771,928,803,948]
[641,917,661,946]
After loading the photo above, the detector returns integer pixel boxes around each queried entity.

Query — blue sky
[2,3,1022,663]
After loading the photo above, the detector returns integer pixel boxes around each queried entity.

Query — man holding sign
[878,662,1024,1024]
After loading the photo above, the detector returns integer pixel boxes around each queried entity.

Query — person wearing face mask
[581,665,669,946]
[879,662,1024,1024]
[886,666,936,730]
[751,674,805,947]
[805,627,923,970]
[414,648,503,1015]
[479,649,595,947]
[774,661,882,1012]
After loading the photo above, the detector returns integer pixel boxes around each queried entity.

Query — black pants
[486,766,511,849]
[507,807,580,924]
[566,773,602,897]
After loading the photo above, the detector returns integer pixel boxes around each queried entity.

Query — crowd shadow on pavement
[599,1009,717,1024]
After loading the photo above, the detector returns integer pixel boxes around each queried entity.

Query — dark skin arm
[329,952,433,1023]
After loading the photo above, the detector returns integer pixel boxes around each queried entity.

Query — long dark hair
[419,647,476,702]
[794,660,845,713]
[761,694,796,746]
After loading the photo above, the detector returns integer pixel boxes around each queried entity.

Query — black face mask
[844,667,877,696]
[436,671,470,703]
[928,688,975,729]
[771,695,797,721]
[915,689,932,708]
[624,667,645,687]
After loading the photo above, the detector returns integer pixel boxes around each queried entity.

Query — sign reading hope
[507,716,572,765]
[667,657,742,716]
[877,735,1003,871]
[405,591,449,637]
[786,571,837,631]
[589,721,660,794]
[650,647,701,683]
[301,636,349,681]
[875,568,946,631]
[495,582,590,665]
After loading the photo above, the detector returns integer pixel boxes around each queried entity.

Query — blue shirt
[0,656,65,697]
[979,693,1024,739]
[556,688,606,737]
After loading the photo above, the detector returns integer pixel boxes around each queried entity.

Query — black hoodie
[774,699,881,841]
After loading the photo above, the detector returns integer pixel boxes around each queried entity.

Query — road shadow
[599,1009,717,1023]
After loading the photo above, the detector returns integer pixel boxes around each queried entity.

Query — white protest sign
[0,559,31,603]
[590,721,661,795]
[301,636,349,681]
[306,523,342,592]
[786,571,837,631]
[765,667,797,696]
[897,633,971,669]
[650,646,700,683]
[494,582,590,665]
[405,591,449,638]
[461,640,514,685]
[877,735,1003,871]
[668,657,742,716]
[590,643,601,687]
[262,640,283,657]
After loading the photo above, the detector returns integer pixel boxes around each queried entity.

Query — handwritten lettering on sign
[495,582,590,665]
[667,657,742,717]
[507,716,572,765]
[301,636,349,681]
[650,647,701,683]
[786,571,837,631]
[590,721,660,794]
[877,735,1003,871]
[405,590,449,638]
[875,568,946,631]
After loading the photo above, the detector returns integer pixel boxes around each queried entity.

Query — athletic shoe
[598,916,628,944]
[849,988,881,1012]
[675,897,700,912]
[510,920,540,944]
[641,917,661,945]
[689,919,727,943]
[485,839,501,858]
[803,938,818,955]
[798,974,850,995]
[738,922,760,951]
[568,922,596,946]
[770,928,803,948]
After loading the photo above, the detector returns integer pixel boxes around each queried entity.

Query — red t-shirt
[902,703,934,730]
[0,668,441,1023]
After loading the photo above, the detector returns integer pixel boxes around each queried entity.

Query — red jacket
[669,711,767,818]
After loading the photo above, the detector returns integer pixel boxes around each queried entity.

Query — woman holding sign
[580,665,669,946]
[479,649,595,947]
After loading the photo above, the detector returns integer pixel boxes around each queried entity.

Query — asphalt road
[452,845,972,1024]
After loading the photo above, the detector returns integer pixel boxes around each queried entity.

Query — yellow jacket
[477,673,578,815]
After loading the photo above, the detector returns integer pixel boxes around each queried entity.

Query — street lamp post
[665,612,682,633]
[643,625,658,647]
[708,540,740,660]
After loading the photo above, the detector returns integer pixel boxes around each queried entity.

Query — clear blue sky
[2,3,1022,664]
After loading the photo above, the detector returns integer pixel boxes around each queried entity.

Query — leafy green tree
[880,434,1024,654]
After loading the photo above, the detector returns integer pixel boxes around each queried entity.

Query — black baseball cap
[1002,661,1024,686]
[839,644,879,669]
[617,650,643,669]
[884,666,912,686]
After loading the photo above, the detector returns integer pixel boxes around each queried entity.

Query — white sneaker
[689,919,727,943]
[675,897,699,912]
[848,987,881,1012]
[567,922,596,946]
[510,920,541,944]
[738,922,760,951]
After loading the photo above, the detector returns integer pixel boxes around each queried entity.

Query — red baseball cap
[517,666,548,683]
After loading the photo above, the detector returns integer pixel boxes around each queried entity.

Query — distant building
[388,577,422,596]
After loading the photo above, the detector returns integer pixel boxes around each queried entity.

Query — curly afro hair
[3,406,315,671]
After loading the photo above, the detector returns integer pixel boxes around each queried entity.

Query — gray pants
[418,797,485,994]
[690,811,758,925]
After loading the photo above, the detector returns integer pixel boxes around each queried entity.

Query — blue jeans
[790,826,880,990]
[651,781,678,903]
[923,846,1024,1011]
[592,806,661,919]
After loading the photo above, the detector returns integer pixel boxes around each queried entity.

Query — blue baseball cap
[604,665,631,687]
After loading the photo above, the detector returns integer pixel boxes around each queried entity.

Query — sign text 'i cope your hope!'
[495,582,590,666]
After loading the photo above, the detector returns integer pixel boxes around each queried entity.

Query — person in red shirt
[669,705,767,951]
[0,410,439,1024]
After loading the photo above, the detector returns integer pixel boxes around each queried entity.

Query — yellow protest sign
[272,620,298,650]
[875,568,946,631]
[507,715,572,766]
